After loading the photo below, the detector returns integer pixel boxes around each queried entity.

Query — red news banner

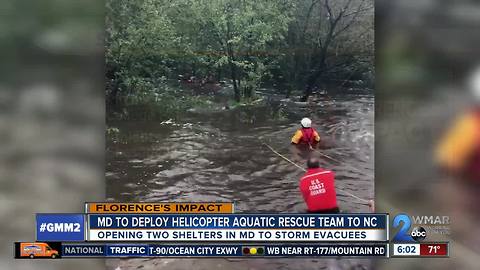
[419,243,448,256]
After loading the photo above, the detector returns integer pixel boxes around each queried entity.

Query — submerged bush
[108,77,211,120]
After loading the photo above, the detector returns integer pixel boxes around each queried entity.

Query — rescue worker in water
[291,118,321,145]
[436,68,480,181]
[299,157,339,213]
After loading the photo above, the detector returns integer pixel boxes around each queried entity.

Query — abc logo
[393,214,427,242]
[411,226,427,241]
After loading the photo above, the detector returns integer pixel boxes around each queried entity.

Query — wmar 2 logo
[392,214,426,242]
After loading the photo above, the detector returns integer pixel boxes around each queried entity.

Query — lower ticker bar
[62,244,388,258]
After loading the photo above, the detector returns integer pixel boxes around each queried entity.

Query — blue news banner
[36,214,388,242]
[61,243,389,257]
[87,214,388,242]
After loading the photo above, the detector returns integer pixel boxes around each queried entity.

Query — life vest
[299,168,337,211]
[300,128,317,144]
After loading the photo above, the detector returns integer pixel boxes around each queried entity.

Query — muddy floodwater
[106,90,374,270]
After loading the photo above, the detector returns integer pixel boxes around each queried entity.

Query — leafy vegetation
[106,0,373,118]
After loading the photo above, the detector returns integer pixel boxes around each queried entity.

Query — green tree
[184,0,292,101]
[106,0,179,105]
[105,0,373,115]
[280,0,373,100]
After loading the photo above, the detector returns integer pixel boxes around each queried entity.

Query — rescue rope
[262,142,370,204]
[263,143,306,171]
[308,143,341,163]
[336,187,370,204]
